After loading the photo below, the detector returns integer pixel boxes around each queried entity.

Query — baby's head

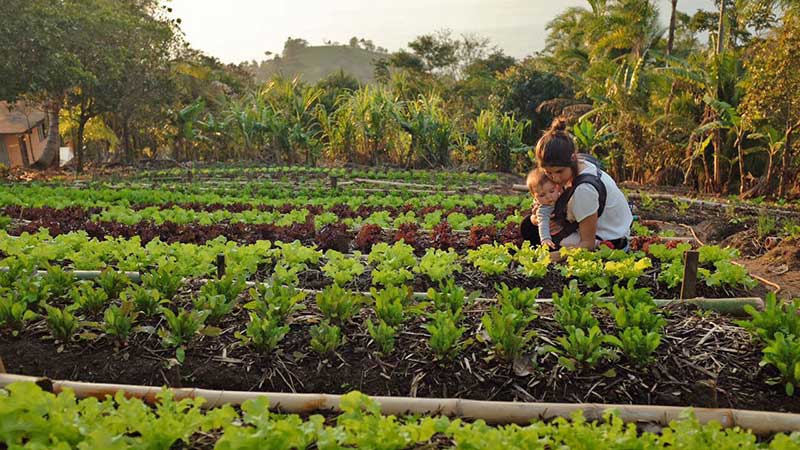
[526,168,562,206]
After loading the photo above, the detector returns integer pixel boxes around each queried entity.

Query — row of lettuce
[0,231,755,291]
[128,164,504,184]
[5,383,799,449]
[0,184,526,210]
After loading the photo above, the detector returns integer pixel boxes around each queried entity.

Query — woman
[521,118,632,252]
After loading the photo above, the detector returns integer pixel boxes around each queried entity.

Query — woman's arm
[574,213,598,250]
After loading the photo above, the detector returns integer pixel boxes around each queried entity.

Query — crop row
[0,230,756,296]
[0,184,525,210]
[6,382,798,450]
[0,254,787,404]
[129,164,504,184]
[4,203,520,230]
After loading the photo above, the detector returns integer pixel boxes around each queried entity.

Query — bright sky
[167,0,714,64]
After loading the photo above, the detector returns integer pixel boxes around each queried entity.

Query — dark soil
[2,301,793,413]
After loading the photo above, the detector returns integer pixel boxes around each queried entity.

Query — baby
[526,168,564,248]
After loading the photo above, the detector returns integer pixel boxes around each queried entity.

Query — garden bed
[1,301,791,412]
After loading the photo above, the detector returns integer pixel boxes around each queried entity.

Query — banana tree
[747,126,786,195]
[398,94,456,168]
[572,117,617,163]
[175,98,205,161]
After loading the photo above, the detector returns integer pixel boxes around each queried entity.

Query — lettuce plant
[69,283,109,315]
[322,250,365,286]
[246,283,307,321]
[370,286,408,327]
[495,283,541,314]
[315,284,364,323]
[426,279,477,321]
[121,285,165,317]
[606,327,661,366]
[95,268,131,299]
[41,265,75,299]
[102,301,139,344]
[515,242,550,279]
[480,303,536,361]
[368,241,417,287]
[424,310,466,360]
[543,325,616,371]
[366,319,397,355]
[466,243,513,276]
[309,321,344,354]
[0,294,37,333]
[242,313,289,352]
[761,332,800,396]
[159,307,207,348]
[738,293,800,343]
[141,264,183,300]
[414,248,462,282]
[552,281,599,331]
[44,305,79,343]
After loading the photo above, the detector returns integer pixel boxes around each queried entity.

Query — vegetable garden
[2,166,800,448]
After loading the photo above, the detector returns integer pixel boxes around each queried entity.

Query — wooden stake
[216,254,226,279]
[0,355,5,374]
[680,250,700,299]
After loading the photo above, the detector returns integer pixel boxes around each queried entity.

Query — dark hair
[535,117,577,173]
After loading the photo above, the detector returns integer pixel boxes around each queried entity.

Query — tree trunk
[736,133,745,195]
[716,0,726,55]
[667,0,678,56]
[778,126,795,198]
[711,129,722,192]
[765,148,774,187]
[31,103,61,169]
[75,119,87,174]
[122,119,133,164]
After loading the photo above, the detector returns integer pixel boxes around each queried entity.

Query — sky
[167,0,715,64]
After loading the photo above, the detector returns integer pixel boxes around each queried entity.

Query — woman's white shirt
[566,162,632,240]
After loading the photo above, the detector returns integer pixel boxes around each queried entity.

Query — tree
[740,13,800,197]
[493,60,573,140]
[282,37,309,58]
[0,0,181,170]
[0,0,85,168]
[407,30,460,74]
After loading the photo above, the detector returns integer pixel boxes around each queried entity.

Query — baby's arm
[537,204,554,241]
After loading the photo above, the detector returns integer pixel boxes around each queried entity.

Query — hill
[252,45,386,84]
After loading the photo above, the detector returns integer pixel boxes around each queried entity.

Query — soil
[737,238,800,300]
[2,301,793,413]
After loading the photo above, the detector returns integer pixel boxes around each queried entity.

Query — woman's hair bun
[549,117,567,133]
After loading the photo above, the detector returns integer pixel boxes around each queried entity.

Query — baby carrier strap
[551,168,608,237]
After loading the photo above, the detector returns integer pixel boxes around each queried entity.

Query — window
[37,123,46,141]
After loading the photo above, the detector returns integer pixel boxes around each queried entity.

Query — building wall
[29,122,47,161]
[0,121,46,168]
[1,135,23,167]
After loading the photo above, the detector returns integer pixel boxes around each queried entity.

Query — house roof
[0,102,45,134]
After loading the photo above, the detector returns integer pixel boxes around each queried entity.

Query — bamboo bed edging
[0,373,798,434]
